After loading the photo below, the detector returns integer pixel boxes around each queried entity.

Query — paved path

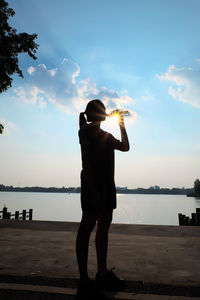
[0,220,200,299]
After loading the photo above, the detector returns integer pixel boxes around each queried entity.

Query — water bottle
[107,109,130,117]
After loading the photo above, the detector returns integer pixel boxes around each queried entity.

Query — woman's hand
[109,109,125,127]
[118,112,125,127]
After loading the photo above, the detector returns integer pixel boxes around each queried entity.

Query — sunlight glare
[106,113,119,129]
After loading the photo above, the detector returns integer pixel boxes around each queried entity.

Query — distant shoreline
[0,184,194,195]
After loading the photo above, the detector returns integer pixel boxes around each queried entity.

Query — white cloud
[27,66,35,75]
[38,96,47,109]
[14,59,136,117]
[14,85,41,104]
[49,68,57,77]
[158,64,200,108]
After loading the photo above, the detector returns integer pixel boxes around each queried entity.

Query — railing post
[191,213,197,226]
[29,209,33,220]
[178,213,184,225]
[15,211,19,220]
[185,216,190,225]
[22,210,26,220]
[196,208,200,225]
[3,207,7,219]
[1,207,33,221]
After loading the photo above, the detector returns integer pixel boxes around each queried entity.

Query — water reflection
[1,192,200,225]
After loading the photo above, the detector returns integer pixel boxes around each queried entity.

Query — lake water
[0,192,200,226]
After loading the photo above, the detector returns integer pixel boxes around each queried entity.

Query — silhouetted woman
[76,99,129,298]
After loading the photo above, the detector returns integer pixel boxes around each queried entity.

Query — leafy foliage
[0,0,38,93]
[0,124,4,134]
[194,179,200,194]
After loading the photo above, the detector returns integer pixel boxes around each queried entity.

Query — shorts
[80,170,116,212]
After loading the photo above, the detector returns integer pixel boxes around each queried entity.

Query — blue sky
[0,0,200,188]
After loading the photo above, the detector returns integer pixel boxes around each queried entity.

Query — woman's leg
[76,211,97,280]
[95,210,113,275]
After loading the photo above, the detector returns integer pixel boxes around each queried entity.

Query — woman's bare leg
[76,211,97,280]
[95,210,113,275]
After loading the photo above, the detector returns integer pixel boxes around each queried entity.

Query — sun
[106,113,119,127]
[110,113,119,123]
[102,113,119,134]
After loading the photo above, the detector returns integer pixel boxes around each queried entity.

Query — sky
[0,0,200,189]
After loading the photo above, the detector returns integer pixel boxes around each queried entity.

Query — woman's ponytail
[79,112,87,128]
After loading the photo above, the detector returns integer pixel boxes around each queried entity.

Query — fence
[178,208,200,226]
[0,206,33,221]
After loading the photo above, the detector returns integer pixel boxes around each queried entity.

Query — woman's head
[85,99,106,122]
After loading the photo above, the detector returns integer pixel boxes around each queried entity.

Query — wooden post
[182,214,186,225]
[196,208,200,225]
[15,211,19,220]
[178,213,184,225]
[29,209,33,220]
[3,207,7,219]
[191,213,197,226]
[185,216,190,225]
[22,210,26,220]
[7,212,11,219]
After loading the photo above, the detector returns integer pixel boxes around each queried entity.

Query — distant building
[117,187,128,191]
[149,185,160,190]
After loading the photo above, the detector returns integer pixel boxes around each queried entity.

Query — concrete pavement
[0,220,200,299]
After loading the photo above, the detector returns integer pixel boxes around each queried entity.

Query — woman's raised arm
[118,113,130,152]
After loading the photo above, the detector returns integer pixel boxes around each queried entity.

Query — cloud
[14,58,136,117]
[27,66,35,75]
[15,85,40,104]
[158,64,200,108]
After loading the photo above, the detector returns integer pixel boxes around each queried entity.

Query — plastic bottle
[107,109,130,117]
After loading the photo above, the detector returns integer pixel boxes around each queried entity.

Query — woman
[76,99,129,298]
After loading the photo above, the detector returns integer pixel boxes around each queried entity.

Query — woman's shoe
[76,278,107,300]
[96,269,126,291]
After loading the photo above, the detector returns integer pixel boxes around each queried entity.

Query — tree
[0,0,38,93]
[194,179,200,194]
[0,0,38,133]
[0,124,4,134]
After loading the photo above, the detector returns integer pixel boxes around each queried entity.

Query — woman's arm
[118,113,130,152]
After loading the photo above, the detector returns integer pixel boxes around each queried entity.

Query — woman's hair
[85,99,106,122]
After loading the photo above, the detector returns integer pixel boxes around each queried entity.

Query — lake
[0,192,200,225]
